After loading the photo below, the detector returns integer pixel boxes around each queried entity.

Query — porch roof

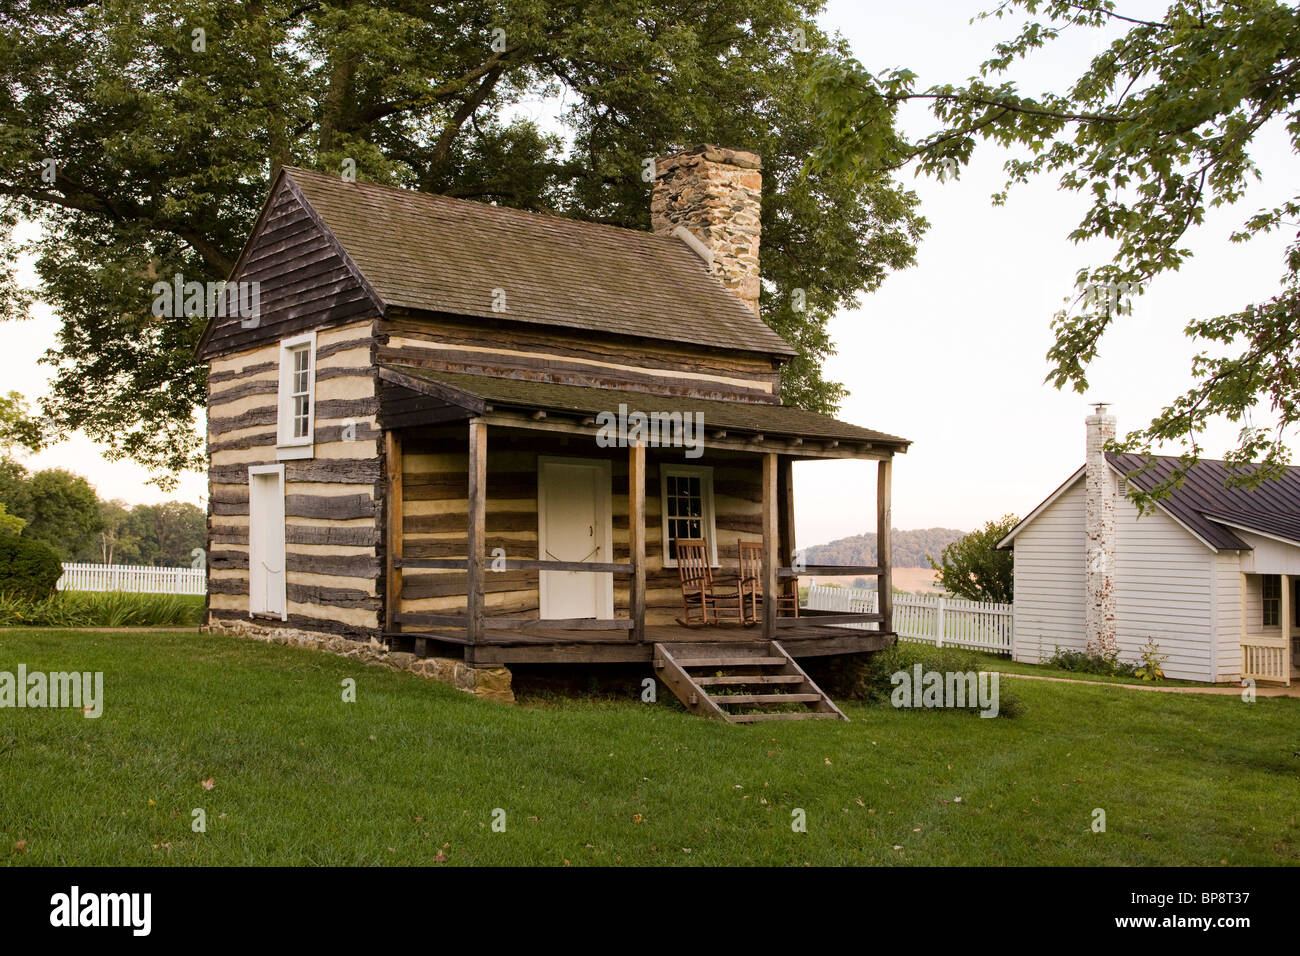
[378,364,910,453]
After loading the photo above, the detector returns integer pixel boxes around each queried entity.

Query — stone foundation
[203,618,514,703]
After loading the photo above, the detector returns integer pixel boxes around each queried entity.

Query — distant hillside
[802,528,965,569]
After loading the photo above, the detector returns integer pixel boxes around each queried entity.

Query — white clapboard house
[998,407,1300,684]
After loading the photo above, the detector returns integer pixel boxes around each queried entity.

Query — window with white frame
[1262,574,1281,628]
[277,332,316,459]
[660,464,716,566]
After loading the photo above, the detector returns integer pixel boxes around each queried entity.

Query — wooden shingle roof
[283,167,794,358]
[380,365,910,451]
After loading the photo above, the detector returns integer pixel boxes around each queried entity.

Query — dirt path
[999,671,1300,697]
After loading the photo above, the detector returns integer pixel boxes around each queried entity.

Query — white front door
[248,467,286,619]
[538,457,613,619]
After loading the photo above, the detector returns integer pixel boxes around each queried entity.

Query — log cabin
[196,145,910,718]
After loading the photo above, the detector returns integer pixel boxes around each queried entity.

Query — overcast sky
[2,0,1296,550]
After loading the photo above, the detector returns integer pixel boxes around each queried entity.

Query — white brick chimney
[651,145,762,315]
[1085,404,1117,656]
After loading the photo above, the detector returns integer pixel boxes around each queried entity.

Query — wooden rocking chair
[738,540,799,625]
[674,538,746,627]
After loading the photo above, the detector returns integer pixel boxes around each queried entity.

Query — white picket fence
[805,585,1014,655]
[58,563,207,596]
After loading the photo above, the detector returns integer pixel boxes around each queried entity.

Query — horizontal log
[779,565,881,578]
[402,570,533,599]
[209,378,280,406]
[396,557,467,570]
[287,584,379,609]
[481,617,633,631]
[387,625,473,644]
[395,557,631,574]
[208,459,382,485]
[209,360,276,385]
[404,512,535,534]
[287,494,377,520]
[402,536,531,558]
[208,397,378,435]
[394,612,468,628]
[776,612,883,626]
[210,550,380,578]
[208,606,380,639]
[283,525,381,547]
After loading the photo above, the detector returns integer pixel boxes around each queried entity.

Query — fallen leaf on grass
[201,777,215,791]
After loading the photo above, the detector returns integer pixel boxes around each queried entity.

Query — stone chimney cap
[657,144,762,170]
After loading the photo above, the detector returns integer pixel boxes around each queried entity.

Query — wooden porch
[377,369,905,668]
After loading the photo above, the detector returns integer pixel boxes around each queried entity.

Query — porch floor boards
[392,623,894,665]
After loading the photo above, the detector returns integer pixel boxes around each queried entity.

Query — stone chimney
[1085,404,1117,656]
[651,145,762,315]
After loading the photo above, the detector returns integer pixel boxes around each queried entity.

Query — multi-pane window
[290,345,311,439]
[661,466,715,565]
[277,333,315,459]
[665,473,703,561]
[1262,575,1281,627]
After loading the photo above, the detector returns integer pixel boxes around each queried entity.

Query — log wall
[377,315,781,405]
[206,319,384,635]
[397,428,763,627]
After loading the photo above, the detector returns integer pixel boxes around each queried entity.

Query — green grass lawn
[1,628,1297,866]
[961,649,1213,687]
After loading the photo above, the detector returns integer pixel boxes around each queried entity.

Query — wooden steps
[652,641,848,723]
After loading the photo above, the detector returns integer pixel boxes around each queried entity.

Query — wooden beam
[762,452,779,640]
[777,456,796,574]
[384,430,403,633]
[878,457,893,635]
[466,419,487,645]
[396,556,632,574]
[629,441,647,643]
[476,411,895,460]
[1282,573,1293,687]
[482,617,632,631]
[779,565,881,578]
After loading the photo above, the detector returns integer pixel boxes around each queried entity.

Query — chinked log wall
[376,315,782,405]
[397,432,768,629]
[207,318,384,635]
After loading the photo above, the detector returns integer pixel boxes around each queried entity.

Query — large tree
[809,0,1300,505]
[0,0,924,485]
[5,466,103,559]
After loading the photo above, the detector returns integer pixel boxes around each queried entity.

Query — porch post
[1283,573,1293,687]
[629,442,646,642]
[762,452,779,640]
[384,430,403,633]
[466,419,487,645]
[777,456,796,571]
[878,457,893,635]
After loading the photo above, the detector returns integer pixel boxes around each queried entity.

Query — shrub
[0,532,63,600]
[0,590,204,627]
[814,640,1024,717]
[1046,645,1137,677]
[1134,638,1168,682]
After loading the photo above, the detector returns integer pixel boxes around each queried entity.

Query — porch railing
[1241,640,1291,685]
